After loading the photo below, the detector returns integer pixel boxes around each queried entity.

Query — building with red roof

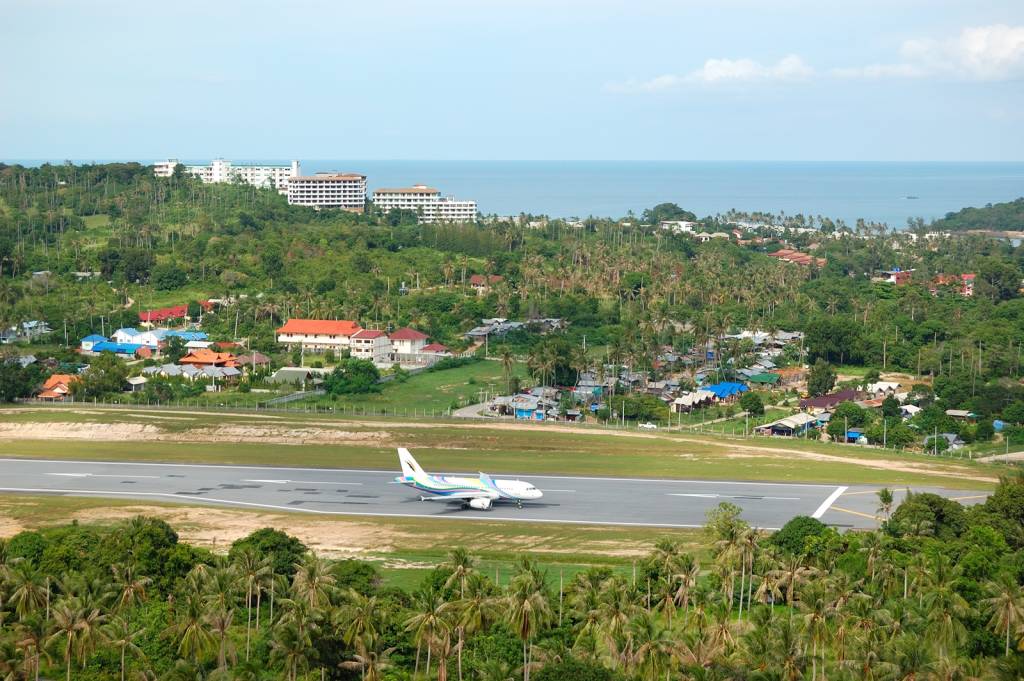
[389,327,429,355]
[276,319,362,352]
[37,374,79,401]
[469,274,503,292]
[138,301,213,325]
[179,349,238,368]
[350,329,392,364]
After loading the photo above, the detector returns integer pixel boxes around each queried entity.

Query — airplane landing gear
[516,501,523,509]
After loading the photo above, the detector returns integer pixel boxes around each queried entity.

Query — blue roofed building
[80,334,107,352]
[703,382,749,400]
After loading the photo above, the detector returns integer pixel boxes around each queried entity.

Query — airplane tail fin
[398,448,428,481]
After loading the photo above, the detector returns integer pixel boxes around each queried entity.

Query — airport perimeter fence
[15,398,1023,470]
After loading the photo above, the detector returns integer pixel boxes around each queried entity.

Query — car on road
[638,422,658,430]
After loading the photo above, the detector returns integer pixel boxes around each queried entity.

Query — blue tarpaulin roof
[91,341,143,355]
[703,382,749,399]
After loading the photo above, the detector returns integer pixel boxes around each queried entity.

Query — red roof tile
[389,327,428,341]
[352,329,388,339]
[277,319,361,336]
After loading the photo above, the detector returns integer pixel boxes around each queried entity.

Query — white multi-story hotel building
[372,184,477,223]
[153,159,300,194]
[286,173,367,211]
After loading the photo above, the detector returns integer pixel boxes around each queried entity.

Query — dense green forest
[2,162,1024,415]
[931,198,1024,233]
[1,475,1022,680]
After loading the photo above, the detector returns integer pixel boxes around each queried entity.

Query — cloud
[835,24,1024,81]
[604,54,812,93]
[688,54,813,83]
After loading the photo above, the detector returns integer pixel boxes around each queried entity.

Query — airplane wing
[419,491,497,502]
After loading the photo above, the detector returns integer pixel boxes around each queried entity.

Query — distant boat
[904,195,920,200]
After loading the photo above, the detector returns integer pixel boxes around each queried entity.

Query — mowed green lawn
[0,404,996,488]
[303,359,531,412]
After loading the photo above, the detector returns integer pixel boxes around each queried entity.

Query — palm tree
[47,601,101,681]
[104,616,146,681]
[876,488,895,520]
[627,612,675,681]
[799,582,831,681]
[505,572,552,681]
[164,590,215,664]
[499,348,516,393]
[8,563,47,620]
[923,580,972,662]
[339,637,396,681]
[15,615,48,681]
[442,548,476,599]
[269,621,311,681]
[290,556,335,609]
[110,564,150,623]
[206,608,236,671]
[336,588,383,679]
[405,589,447,678]
[981,573,1024,656]
[450,574,499,681]
[233,548,271,661]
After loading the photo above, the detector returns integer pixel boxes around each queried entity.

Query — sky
[3,0,1024,161]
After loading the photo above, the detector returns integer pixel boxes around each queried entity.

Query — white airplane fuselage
[395,448,542,509]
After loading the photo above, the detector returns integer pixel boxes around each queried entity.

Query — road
[0,457,989,530]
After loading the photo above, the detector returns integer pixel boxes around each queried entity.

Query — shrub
[771,516,829,555]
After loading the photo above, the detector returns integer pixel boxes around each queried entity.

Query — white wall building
[153,159,300,195]
[372,184,477,223]
[350,329,393,365]
[276,319,362,351]
[287,173,367,211]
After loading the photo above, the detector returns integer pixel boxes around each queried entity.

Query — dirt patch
[712,441,997,483]
[0,512,25,537]
[68,505,406,558]
[0,421,393,447]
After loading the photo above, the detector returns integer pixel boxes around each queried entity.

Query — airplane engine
[468,498,493,510]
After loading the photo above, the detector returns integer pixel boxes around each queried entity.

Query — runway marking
[243,479,363,486]
[668,493,800,500]
[950,494,987,501]
[0,486,763,529]
[828,506,881,521]
[48,473,160,479]
[0,458,837,487]
[812,486,848,519]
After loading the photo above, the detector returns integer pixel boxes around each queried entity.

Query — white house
[350,329,393,365]
[389,327,429,355]
[112,328,141,344]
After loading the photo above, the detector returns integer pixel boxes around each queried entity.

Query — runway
[0,457,989,530]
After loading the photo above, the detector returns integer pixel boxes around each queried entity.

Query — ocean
[297,160,1024,227]
[13,159,1024,227]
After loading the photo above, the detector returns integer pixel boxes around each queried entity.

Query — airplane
[394,448,543,510]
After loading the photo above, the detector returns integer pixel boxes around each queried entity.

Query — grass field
[304,359,532,412]
[0,405,999,488]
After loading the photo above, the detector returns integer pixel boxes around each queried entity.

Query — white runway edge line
[0,487,756,530]
[812,486,849,519]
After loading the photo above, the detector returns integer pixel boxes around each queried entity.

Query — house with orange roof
[37,373,79,401]
[178,348,238,368]
[275,319,363,352]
